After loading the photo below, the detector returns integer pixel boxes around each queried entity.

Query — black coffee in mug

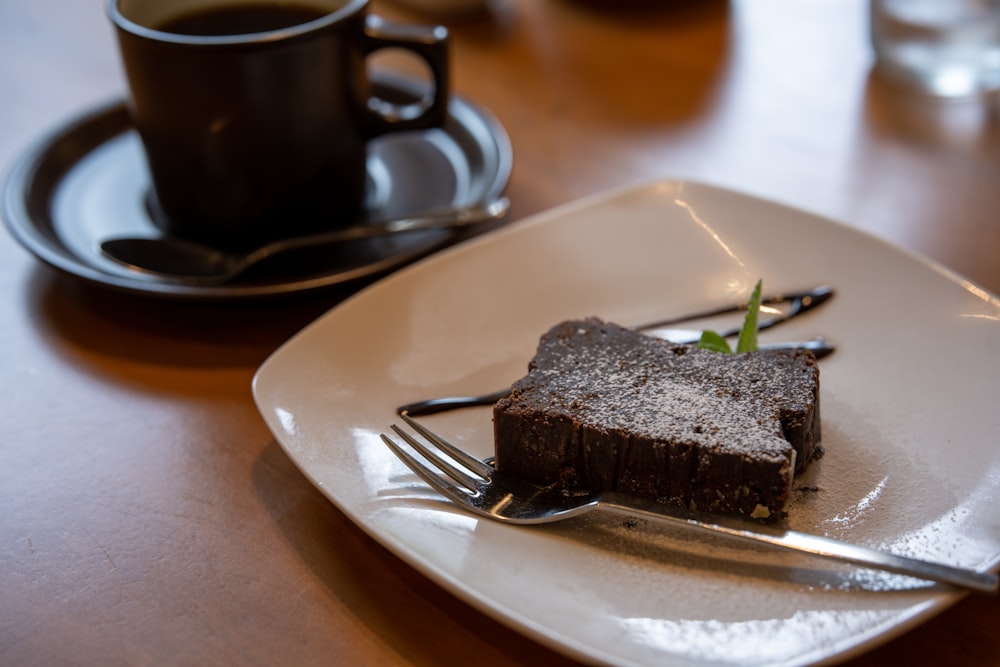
[155,4,330,35]
[108,0,449,249]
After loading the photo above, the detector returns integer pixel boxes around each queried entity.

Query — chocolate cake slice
[493,318,821,521]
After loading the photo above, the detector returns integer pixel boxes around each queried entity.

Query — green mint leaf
[698,330,733,354]
[736,279,763,353]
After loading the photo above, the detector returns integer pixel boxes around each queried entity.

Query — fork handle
[598,492,999,595]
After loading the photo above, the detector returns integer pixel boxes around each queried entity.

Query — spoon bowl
[100,198,510,286]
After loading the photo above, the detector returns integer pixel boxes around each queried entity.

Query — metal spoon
[397,337,835,417]
[99,198,510,285]
[396,284,837,416]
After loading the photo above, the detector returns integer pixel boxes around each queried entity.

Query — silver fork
[381,414,999,595]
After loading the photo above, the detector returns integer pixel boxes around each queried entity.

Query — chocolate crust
[493,318,822,521]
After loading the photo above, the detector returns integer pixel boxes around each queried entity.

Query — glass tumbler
[870,0,1000,96]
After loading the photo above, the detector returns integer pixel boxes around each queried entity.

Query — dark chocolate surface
[493,318,821,520]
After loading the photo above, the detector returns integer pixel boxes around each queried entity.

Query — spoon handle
[250,198,510,262]
[396,286,836,417]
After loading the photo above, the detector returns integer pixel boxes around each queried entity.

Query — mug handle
[363,15,450,137]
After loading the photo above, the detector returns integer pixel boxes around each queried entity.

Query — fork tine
[399,413,494,477]
[381,431,480,503]
[388,424,482,492]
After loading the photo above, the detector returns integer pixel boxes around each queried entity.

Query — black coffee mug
[108,0,449,249]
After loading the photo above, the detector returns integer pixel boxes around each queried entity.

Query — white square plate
[253,180,1000,666]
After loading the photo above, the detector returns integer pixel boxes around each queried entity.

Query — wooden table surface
[2,0,998,665]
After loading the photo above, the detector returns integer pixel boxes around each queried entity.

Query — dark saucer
[1,71,512,301]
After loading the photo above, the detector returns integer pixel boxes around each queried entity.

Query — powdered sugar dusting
[514,319,813,461]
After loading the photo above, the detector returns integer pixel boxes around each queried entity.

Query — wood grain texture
[1,1,997,665]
